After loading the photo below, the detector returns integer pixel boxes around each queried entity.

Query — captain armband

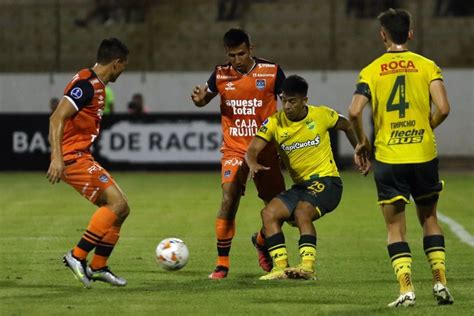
[354,82,372,100]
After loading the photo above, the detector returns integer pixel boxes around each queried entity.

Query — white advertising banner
[99,120,222,163]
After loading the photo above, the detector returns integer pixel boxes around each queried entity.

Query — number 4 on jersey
[387,75,409,118]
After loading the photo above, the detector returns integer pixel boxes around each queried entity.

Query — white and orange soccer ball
[155,238,189,271]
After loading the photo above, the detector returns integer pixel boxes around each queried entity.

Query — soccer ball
[155,238,189,271]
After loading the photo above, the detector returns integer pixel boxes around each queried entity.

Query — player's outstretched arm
[245,136,270,179]
[47,98,76,184]
[190,85,217,108]
[348,94,371,175]
[335,113,370,176]
[429,80,450,129]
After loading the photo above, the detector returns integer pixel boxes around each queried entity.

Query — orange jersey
[62,69,106,161]
[207,58,285,156]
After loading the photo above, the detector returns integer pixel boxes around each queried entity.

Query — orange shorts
[62,157,116,204]
[221,144,285,201]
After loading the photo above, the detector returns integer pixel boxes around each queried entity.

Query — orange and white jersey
[62,68,106,161]
[207,58,285,156]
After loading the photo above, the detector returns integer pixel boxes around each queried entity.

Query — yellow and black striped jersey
[357,51,442,163]
[256,105,340,183]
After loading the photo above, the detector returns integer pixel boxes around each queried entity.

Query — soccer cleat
[251,233,272,272]
[208,265,229,279]
[87,266,127,286]
[259,267,287,280]
[285,264,316,280]
[62,251,92,289]
[387,291,416,308]
[433,282,454,305]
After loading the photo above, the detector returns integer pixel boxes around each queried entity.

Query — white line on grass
[438,212,474,248]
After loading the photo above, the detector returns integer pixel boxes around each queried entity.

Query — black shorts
[276,176,343,218]
[374,158,443,205]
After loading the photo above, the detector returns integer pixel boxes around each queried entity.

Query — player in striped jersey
[348,9,453,307]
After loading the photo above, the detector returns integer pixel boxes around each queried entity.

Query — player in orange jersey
[191,28,286,279]
[47,38,129,288]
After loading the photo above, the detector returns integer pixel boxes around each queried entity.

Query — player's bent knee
[109,198,130,220]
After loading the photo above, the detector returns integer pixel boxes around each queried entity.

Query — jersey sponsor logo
[229,119,258,137]
[380,60,418,76]
[281,135,320,152]
[225,98,263,115]
[70,87,83,99]
[256,79,266,90]
[99,95,104,101]
[217,74,238,80]
[225,82,236,90]
[258,63,276,68]
[252,73,275,78]
[388,128,425,145]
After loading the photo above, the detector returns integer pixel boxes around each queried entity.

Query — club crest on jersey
[225,82,236,91]
[256,79,266,90]
[98,174,109,183]
[70,87,83,99]
[224,170,232,178]
[305,119,315,130]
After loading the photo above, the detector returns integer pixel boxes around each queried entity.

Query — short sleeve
[430,62,443,82]
[64,80,94,110]
[274,66,286,97]
[322,106,340,129]
[207,70,217,93]
[256,116,276,142]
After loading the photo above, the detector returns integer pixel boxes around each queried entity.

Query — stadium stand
[0,0,472,71]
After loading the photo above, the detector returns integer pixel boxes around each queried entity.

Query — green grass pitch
[1,171,473,315]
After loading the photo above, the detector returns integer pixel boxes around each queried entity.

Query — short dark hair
[378,8,412,44]
[282,75,308,97]
[97,38,129,64]
[223,28,250,48]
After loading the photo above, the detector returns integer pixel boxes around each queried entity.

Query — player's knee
[110,198,130,220]
[293,208,313,225]
[261,206,278,224]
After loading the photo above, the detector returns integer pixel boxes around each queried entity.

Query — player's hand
[47,158,65,184]
[191,85,207,106]
[248,163,270,179]
[354,137,371,176]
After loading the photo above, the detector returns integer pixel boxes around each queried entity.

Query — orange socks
[215,218,235,268]
[73,207,117,261]
[90,226,121,270]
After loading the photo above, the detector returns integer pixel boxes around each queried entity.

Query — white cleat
[63,251,92,289]
[433,282,454,305]
[87,266,127,286]
[387,291,416,308]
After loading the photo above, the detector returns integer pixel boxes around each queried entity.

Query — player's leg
[382,200,416,308]
[374,161,415,307]
[209,156,247,279]
[284,201,318,280]
[251,146,286,271]
[62,159,129,287]
[86,181,129,286]
[286,177,343,280]
[259,193,294,280]
[412,159,453,305]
